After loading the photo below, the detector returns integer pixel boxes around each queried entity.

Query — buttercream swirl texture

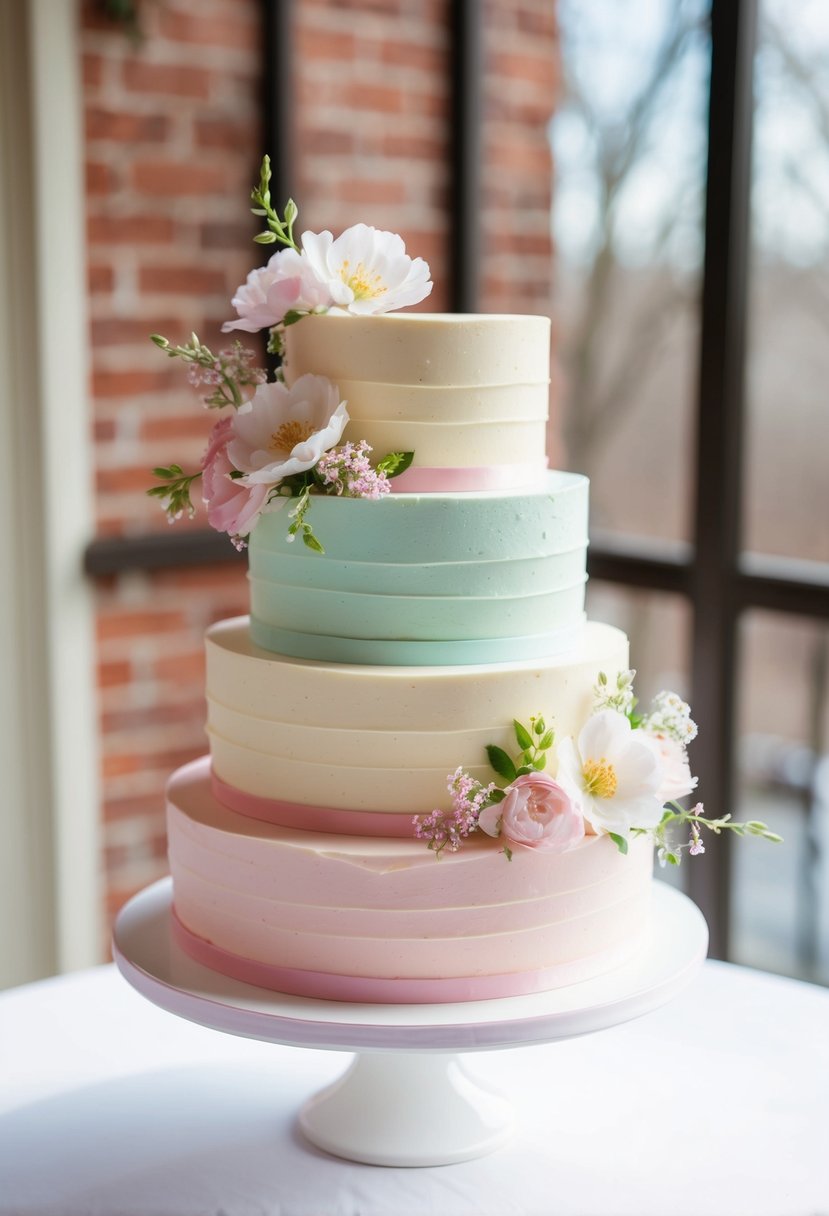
[205,617,629,818]
[168,758,653,1003]
[283,312,551,486]
[249,472,589,665]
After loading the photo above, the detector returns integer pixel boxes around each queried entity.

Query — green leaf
[502,844,513,862]
[538,728,555,751]
[150,333,169,349]
[488,789,506,804]
[282,309,305,327]
[302,528,325,555]
[152,466,173,479]
[608,831,629,855]
[534,751,547,771]
[513,719,533,751]
[533,715,546,736]
[486,745,517,784]
[254,231,277,244]
[516,765,534,777]
[376,450,415,478]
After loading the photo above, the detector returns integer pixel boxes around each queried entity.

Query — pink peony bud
[201,417,270,538]
[478,772,584,853]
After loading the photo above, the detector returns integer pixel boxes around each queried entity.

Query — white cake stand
[113,878,707,1168]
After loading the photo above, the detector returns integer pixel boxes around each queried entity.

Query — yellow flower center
[339,258,387,300]
[270,420,313,452]
[583,758,618,799]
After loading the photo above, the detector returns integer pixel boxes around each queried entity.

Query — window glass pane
[552,0,709,544]
[731,611,829,984]
[745,1,829,562]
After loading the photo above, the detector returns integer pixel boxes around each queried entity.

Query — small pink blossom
[201,417,270,538]
[643,731,698,804]
[316,440,391,500]
[222,248,333,334]
[688,823,705,856]
[478,773,584,853]
[413,767,495,856]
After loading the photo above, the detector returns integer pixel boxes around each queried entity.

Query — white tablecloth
[0,961,827,1216]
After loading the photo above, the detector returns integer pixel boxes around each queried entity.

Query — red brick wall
[80,0,559,936]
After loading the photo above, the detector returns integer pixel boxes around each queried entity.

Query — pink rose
[201,417,270,538]
[643,732,698,804]
[478,773,584,853]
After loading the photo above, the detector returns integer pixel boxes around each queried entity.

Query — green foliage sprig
[486,715,556,786]
[250,156,300,250]
[151,334,252,410]
[637,804,783,867]
[147,465,202,521]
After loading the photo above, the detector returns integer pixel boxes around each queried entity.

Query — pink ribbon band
[211,768,417,837]
[170,907,638,1005]
[389,460,548,493]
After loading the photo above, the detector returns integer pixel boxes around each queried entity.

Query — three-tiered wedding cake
[165,311,654,1003]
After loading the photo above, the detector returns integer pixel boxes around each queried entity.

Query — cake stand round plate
[113,878,707,1167]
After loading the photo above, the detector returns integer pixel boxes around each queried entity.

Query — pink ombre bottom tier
[167,757,654,1004]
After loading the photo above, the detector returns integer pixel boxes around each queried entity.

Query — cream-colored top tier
[283,312,551,490]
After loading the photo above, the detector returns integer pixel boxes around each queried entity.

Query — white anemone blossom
[222,247,333,334]
[556,709,666,837]
[300,224,432,315]
[228,374,348,486]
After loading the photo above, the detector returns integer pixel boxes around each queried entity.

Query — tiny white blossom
[643,689,698,743]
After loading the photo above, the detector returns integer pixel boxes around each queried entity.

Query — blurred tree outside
[551,0,829,981]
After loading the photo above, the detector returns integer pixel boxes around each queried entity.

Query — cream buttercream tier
[206,616,629,823]
[167,757,653,1004]
[248,472,588,665]
[283,312,551,488]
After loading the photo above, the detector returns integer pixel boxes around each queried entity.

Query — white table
[1,961,827,1216]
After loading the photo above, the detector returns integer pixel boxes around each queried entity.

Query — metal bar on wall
[262,0,294,204]
[687,0,758,958]
[449,0,483,312]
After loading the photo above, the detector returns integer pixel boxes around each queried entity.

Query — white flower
[556,709,665,836]
[222,247,333,334]
[228,374,349,486]
[642,731,698,804]
[299,224,432,315]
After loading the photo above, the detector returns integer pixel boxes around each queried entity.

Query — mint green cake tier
[248,471,589,666]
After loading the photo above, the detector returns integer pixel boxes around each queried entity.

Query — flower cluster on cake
[149,156,427,552]
[414,670,781,865]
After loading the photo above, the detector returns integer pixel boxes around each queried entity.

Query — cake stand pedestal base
[113,879,707,1168]
[299,1051,513,1166]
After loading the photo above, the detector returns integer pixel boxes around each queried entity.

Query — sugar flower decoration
[228,374,349,485]
[201,416,270,541]
[478,772,584,854]
[222,247,334,334]
[300,224,432,316]
[642,731,698,804]
[555,709,665,836]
